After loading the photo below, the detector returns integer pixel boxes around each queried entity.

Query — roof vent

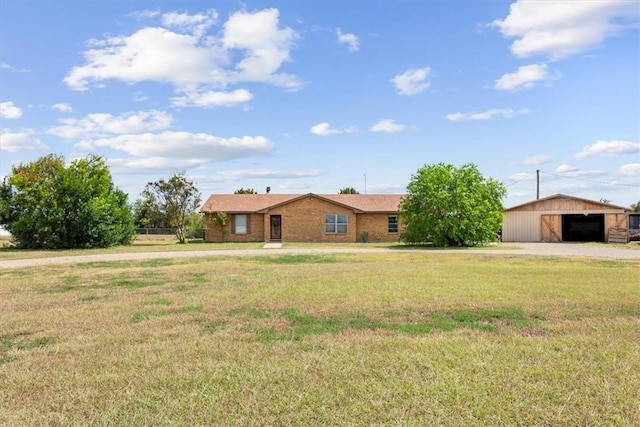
[266,186,271,194]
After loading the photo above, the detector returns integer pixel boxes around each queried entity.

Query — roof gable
[505,193,628,212]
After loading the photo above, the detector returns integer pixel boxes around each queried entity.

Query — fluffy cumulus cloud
[171,89,253,108]
[64,8,301,100]
[391,67,431,95]
[492,0,639,60]
[0,101,23,119]
[0,129,48,152]
[574,140,640,159]
[616,163,640,177]
[446,108,530,121]
[86,132,273,164]
[336,28,359,52]
[495,64,553,91]
[522,155,551,165]
[222,8,300,89]
[52,103,73,113]
[370,119,406,133]
[48,110,173,139]
[310,122,355,136]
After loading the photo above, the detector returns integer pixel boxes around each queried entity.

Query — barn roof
[200,193,403,214]
[504,193,628,212]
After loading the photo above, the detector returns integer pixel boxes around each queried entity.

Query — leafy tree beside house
[400,162,506,247]
[139,172,202,244]
[0,154,135,249]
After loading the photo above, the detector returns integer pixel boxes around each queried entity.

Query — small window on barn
[325,214,348,234]
[388,215,399,233]
[234,214,248,234]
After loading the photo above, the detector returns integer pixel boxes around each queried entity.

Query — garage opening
[561,214,605,242]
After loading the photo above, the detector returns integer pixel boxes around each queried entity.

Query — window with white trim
[388,215,399,233]
[325,214,348,234]
[234,214,248,234]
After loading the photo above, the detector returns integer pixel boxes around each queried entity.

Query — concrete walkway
[0,242,638,270]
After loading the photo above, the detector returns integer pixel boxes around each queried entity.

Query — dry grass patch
[0,253,638,426]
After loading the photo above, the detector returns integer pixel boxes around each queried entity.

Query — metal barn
[502,194,628,243]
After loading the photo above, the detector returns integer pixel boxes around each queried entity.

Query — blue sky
[1,0,638,208]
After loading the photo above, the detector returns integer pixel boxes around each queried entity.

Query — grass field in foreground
[1,252,639,426]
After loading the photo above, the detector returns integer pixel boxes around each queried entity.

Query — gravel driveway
[0,243,638,269]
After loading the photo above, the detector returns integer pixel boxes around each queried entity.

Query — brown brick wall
[265,196,355,242]
[356,213,400,242]
[204,213,264,242]
[204,197,401,243]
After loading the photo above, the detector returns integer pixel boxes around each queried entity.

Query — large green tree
[399,163,506,246]
[0,154,135,249]
[139,172,202,244]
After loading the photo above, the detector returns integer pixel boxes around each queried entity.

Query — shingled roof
[200,193,403,214]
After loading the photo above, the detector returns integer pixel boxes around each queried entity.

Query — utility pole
[364,173,367,194]
[536,169,540,200]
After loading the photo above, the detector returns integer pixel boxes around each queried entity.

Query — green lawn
[1,252,638,426]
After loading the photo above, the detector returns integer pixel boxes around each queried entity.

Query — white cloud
[370,119,406,133]
[616,163,640,177]
[222,8,301,90]
[522,155,551,165]
[391,67,431,95]
[492,1,639,60]
[574,140,640,159]
[336,28,359,52]
[52,103,73,113]
[171,89,253,107]
[47,110,173,139]
[495,63,554,91]
[446,108,530,121]
[0,101,23,119]
[108,157,205,173]
[0,129,47,152]
[65,27,224,91]
[555,164,579,174]
[161,10,218,36]
[64,8,301,95]
[310,122,355,136]
[85,132,273,162]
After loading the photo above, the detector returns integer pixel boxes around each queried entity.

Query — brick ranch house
[200,193,403,243]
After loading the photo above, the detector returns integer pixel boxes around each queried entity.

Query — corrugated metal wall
[502,212,542,242]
